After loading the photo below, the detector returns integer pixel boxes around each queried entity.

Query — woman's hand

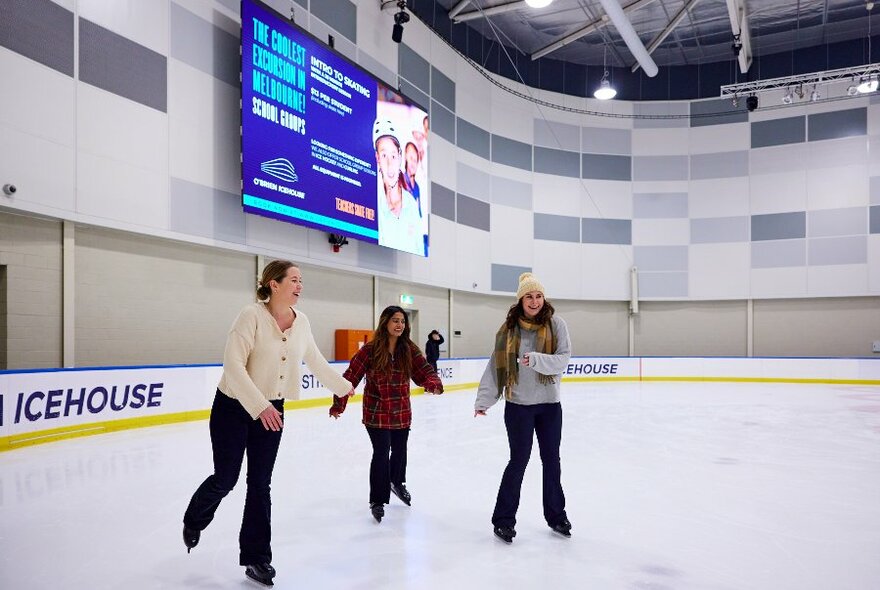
[474,409,487,417]
[345,387,355,397]
[519,353,531,366]
[258,405,283,431]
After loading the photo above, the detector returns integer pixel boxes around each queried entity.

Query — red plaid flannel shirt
[342,342,442,429]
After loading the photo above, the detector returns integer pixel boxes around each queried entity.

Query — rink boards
[1,356,879,450]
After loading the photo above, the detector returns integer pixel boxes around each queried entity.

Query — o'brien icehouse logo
[260,157,299,183]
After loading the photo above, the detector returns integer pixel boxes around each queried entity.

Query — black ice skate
[390,482,411,506]
[493,525,516,544]
[182,525,200,553]
[549,517,572,538]
[245,563,276,586]
[370,502,384,523]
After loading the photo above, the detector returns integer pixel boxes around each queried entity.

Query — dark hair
[257,260,298,301]
[504,297,555,329]
[371,305,419,375]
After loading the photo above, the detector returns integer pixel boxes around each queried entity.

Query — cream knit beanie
[516,272,545,300]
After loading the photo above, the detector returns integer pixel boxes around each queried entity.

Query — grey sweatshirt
[474,315,571,411]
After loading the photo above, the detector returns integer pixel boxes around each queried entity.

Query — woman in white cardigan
[182,260,352,587]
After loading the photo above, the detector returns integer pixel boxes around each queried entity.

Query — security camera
[2,184,16,196]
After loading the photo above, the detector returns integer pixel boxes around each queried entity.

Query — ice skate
[390,482,411,506]
[245,563,276,586]
[370,502,384,522]
[549,518,572,538]
[182,525,200,553]
[493,525,516,544]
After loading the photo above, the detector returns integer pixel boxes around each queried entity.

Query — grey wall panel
[431,67,455,112]
[751,116,806,148]
[457,163,491,200]
[534,146,580,178]
[633,192,688,218]
[634,246,688,271]
[638,272,688,297]
[808,108,867,141]
[534,120,580,150]
[690,97,748,127]
[534,213,580,242]
[582,153,631,181]
[491,134,532,170]
[808,236,867,265]
[430,100,455,143]
[310,0,357,42]
[0,0,74,76]
[171,4,238,87]
[690,151,749,180]
[431,182,455,221]
[492,263,531,293]
[632,156,688,181]
[870,176,880,206]
[582,127,631,154]
[491,176,532,210]
[690,216,750,243]
[582,218,631,244]
[808,207,867,237]
[752,211,806,241]
[170,178,246,242]
[633,102,689,128]
[217,0,240,12]
[398,43,429,93]
[398,79,429,112]
[872,205,880,234]
[456,193,490,231]
[79,19,167,112]
[456,118,490,159]
[751,239,806,268]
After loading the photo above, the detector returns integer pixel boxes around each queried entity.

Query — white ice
[1,382,879,589]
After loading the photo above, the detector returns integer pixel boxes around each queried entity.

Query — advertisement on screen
[241,0,430,256]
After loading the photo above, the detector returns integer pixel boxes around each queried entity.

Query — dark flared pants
[365,426,410,504]
[183,391,284,565]
[492,401,567,529]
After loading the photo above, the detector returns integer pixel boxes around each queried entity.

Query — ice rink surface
[2,381,879,589]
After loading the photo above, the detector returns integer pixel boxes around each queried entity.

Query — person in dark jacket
[424,329,444,373]
[330,306,443,522]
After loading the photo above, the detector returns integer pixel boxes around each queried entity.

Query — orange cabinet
[335,329,373,361]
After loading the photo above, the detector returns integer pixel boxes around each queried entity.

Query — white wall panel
[168,61,239,194]
[806,264,869,296]
[689,177,751,218]
[632,127,689,155]
[533,240,582,300]
[632,219,690,245]
[454,224,490,292]
[581,181,633,218]
[78,0,169,55]
[749,171,808,215]
[76,151,169,229]
[689,122,749,154]
[581,244,632,299]
[455,62,492,129]
[0,126,76,213]
[490,205,533,267]
[869,235,880,293]
[689,243,750,299]
[751,266,808,298]
[806,165,868,210]
[0,50,75,145]
[531,174,581,215]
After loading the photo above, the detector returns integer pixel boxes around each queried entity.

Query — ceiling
[429,0,878,73]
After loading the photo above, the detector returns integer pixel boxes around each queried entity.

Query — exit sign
[400,294,414,305]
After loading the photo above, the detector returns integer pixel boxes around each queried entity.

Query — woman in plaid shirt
[331,305,443,522]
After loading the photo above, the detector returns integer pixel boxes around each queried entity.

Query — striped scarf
[494,317,556,400]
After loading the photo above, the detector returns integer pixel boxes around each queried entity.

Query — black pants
[183,391,284,566]
[492,401,567,529]
[365,427,410,504]
[427,358,438,373]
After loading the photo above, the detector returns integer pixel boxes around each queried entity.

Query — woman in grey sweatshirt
[474,272,572,544]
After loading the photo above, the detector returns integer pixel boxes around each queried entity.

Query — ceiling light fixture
[810,85,821,101]
[857,76,879,93]
[524,0,554,7]
[782,88,794,104]
[594,75,617,100]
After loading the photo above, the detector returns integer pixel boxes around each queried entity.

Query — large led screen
[241,0,430,256]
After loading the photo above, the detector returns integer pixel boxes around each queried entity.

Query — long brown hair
[504,298,555,330]
[256,260,298,301]
[370,305,419,375]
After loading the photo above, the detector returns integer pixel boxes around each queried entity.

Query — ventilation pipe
[596,0,658,77]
